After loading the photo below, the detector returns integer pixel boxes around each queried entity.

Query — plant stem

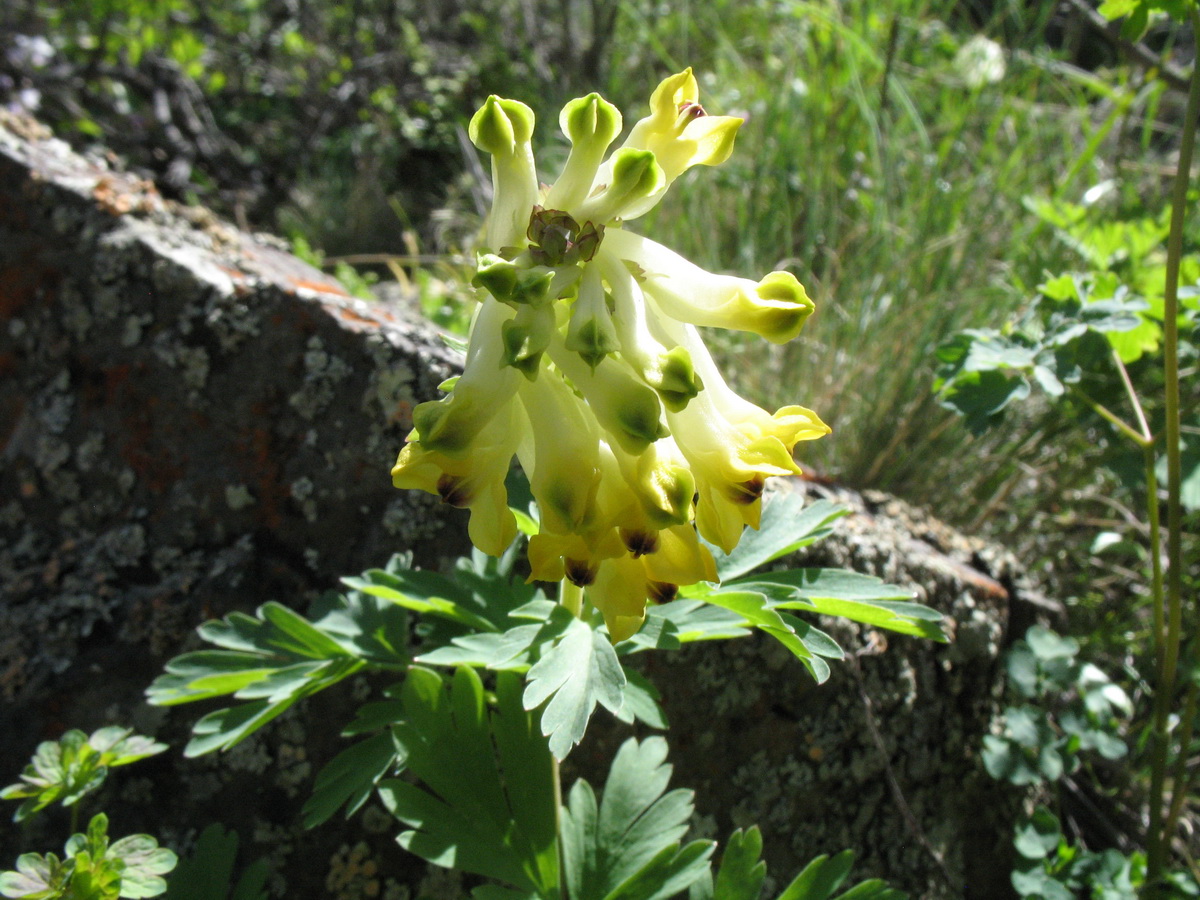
[560,579,584,618]
[1114,348,1153,442]
[1070,386,1151,448]
[552,754,566,900]
[1144,8,1200,891]
[1144,446,1165,679]
[1164,680,1198,844]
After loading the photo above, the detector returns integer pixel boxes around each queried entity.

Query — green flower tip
[754,271,816,343]
[412,399,472,455]
[613,385,669,453]
[472,253,518,298]
[473,253,554,306]
[469,95,535,156]
[650,346,703,412]
[608,148,666,204]
[501,303,555,377]
[560,92,623,149]
[643,465,695,528]
[565,315,620,370]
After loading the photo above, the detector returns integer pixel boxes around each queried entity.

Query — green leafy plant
[145,487,933,897]
[983,626,1131,788]
[150,493,945,762]
[0,814,176,900]
[934,2,1200,885]
[1,729,166,826]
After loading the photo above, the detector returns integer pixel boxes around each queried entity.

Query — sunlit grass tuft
[604,0,1127,512]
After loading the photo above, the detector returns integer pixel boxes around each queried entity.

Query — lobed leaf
[524,618,626,759]
[302,731,403,829]
[378,668,559,899]
[709,497,849,581]
[561,737,712,900]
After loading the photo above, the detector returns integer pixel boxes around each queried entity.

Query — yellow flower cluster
[392,70,829,641]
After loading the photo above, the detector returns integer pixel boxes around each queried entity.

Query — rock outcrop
[0,112,1031,899]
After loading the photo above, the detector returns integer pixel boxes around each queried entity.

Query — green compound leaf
[733,569,948,643]
[302,730,403,829]
[700,827,767,900]
[709,496,849,581]
[677,566,941,682]
[146,589,409,756]
[472,889,542,900]
[378,668,559,899]
[163,824,268,900]
[109,834,177,900]
[341,570,499,634]
[524,617,626,760]
[1014,807,1063,861]
[677,587,832,683]
[775,850,905,900]
[689,829,905,900]
[618,601,752,653]
[1,728,167,823]
[612,668,668,730]
[416,603,575,671]
[560,737,714,900]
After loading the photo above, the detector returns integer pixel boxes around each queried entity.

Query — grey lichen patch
[416,865,463,900]
[75,431,105,471]
[58,284,93,341]
[204,295,262,352]
[288,335,353,421]
[97,523,147,568]
[290,476,319,522]
[224,484,256,510]
[120,313,152,347]
[224,732,272,775]
[0,502,23,527]
[152,334,210,391]
[381,494,443,542]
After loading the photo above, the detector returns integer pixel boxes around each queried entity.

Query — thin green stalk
[1144,8,1200,890]
[1070,386,1151,448]
[1144,446,1166,679]
[560,579,584,619]
[1164,681,1199,843]
[552,754,565,900]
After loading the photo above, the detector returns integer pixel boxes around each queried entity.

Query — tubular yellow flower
[598,67,742,220]
[605,229,815,343]
[391,396,522,557]
[470,96,538,250]
[391,70,829,642]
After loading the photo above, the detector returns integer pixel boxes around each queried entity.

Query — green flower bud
[472,253,519,300]
[560,92,623,150]
[469,96,535,156]
[501,304,555,378]
[577,148,665,224]
[565,265,619,369]
[552,342,667,454]
[472,253,554,307]
[544,93,623,210]
[412,398,474,455]
[647,346,703,412]
[470,96,539,250]
[527,207,605,267]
